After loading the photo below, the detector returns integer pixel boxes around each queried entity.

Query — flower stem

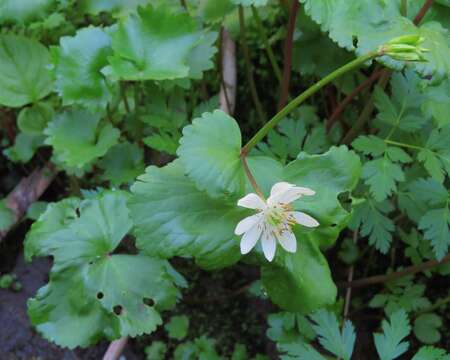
[241,156,265,199]
[241,51,379,155]
[250,6,283,85]
[384,139,424,150]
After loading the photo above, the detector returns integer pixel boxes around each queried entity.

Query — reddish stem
[413,0,433,25]
[277,0,299,110]
[326,69,384,132]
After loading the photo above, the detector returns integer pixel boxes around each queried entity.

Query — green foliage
[145,341,167,360]
[0,34,53,107]
[414,314,443,344]
[44,109,120,168]
[17,102,54,136]
[165,315,189,340]
[25,192,182,347]
[3,132,44,163]
[0,199,14,231]
[374,310,411,360]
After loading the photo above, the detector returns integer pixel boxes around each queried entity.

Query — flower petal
[289,211,319,227]
[277,230,297,252]
[267,182,315,205]
[240,223,262,254]
[237,193,266,210]
[234,214,262,235]
[262,232,276,261]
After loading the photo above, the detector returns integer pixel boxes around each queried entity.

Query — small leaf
[419,207,450,261]
[0,34,52,107]
[408,178,448,206]
[0,199,14,231]
[178,110,244,198]
[3,133,44,163]
[18,102,54,136]
[53,26,113,108]
[414,314,442,344]
[362,158,404,201]
[352,135,387,157]
[309,309,355,360]
[165,315,189,340]
[412,346,449,360]
[44,109,120,168]
[374,309,411,360]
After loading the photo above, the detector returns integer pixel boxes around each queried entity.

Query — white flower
[234,182,319,262]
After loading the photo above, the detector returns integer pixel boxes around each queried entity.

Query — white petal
[268,182,315,205]
[277,230,297,252]
[237,193,266,210]
[262,232,277,262]
[289,211,319,227]
[235,214,261,235]
[240,224,262,254]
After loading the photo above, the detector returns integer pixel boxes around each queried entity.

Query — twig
[0,163,56,242]
[219,28,237,115]
[343,231,358,319]
[251,6,283,86]
[326,69,384,132]
[339,253,450,289]
[103,336,129,360]
[238,5,266,122]
[277,0,299,110]
[413,0,433,25]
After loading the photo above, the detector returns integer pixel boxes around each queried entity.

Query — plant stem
[238,6,266,123]
[344,230,358,319]
[401,0,408,16]
[134,82,140,121]
[326,69,384,132]
[251,6,283,85]
[414,0,434,25]
[241,156,265,199]
[120,82,130,114]
[241,51,379,155]
[278,0,299,110]
[339,253,450,289]
[384,139,423,150]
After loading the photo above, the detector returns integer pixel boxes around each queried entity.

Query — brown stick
[277,0,299,110]
[413,0,433,25]
[343,231,358,318]
[219,28,237,115]
[339,253,450,289]
[103,336,129,360]
[0,163,56,242]
[326,69,384,132]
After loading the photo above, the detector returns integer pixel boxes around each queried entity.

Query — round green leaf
[18,102,54,135]
[129,160,245,270]
[178,110,244,198]
[53,26,113,108]
[0,34,53,107]
[414,314,442,344]
[0,0,54,24]
[107,4,203,80]
[44,109,120,168]
[261,237,337,313]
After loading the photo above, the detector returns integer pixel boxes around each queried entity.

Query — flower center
[264,204,293,230]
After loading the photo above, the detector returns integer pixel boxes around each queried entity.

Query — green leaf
[374,309,411,360]
[3,133,44,163]
[362,158,404,201]
[284,146,362,248]
[0,199,14,231]
[18,102,54,136]
[107,4,203,80]
[419,207,450,261]
[44,109,120,168]
[187,30,218,79]
[129,160,245,270]
[261,238,337,313]
[165,315,189,340]
[28,267,112,349]
[98,142,144,186]
[418,126,450,183]
[0,0,54,24]
[145,341,167,360]
[178,110,244,198]
[350,199,395,253]
[408,178,449,206]
[53,26,113,108]
[414,314,442,344]
[386,147,412,163]
[144,132,180,155]
[422,79,450,128]
[26,201,48,221]
[279,342,326,360]
[79,0,150,16]
[26,192,182,346]
[299,1,450,79]
[352,135,387,157]
[0,34,53,107]
[231,0,268,6]
[412,346,450,360]
[309,309,355,360]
